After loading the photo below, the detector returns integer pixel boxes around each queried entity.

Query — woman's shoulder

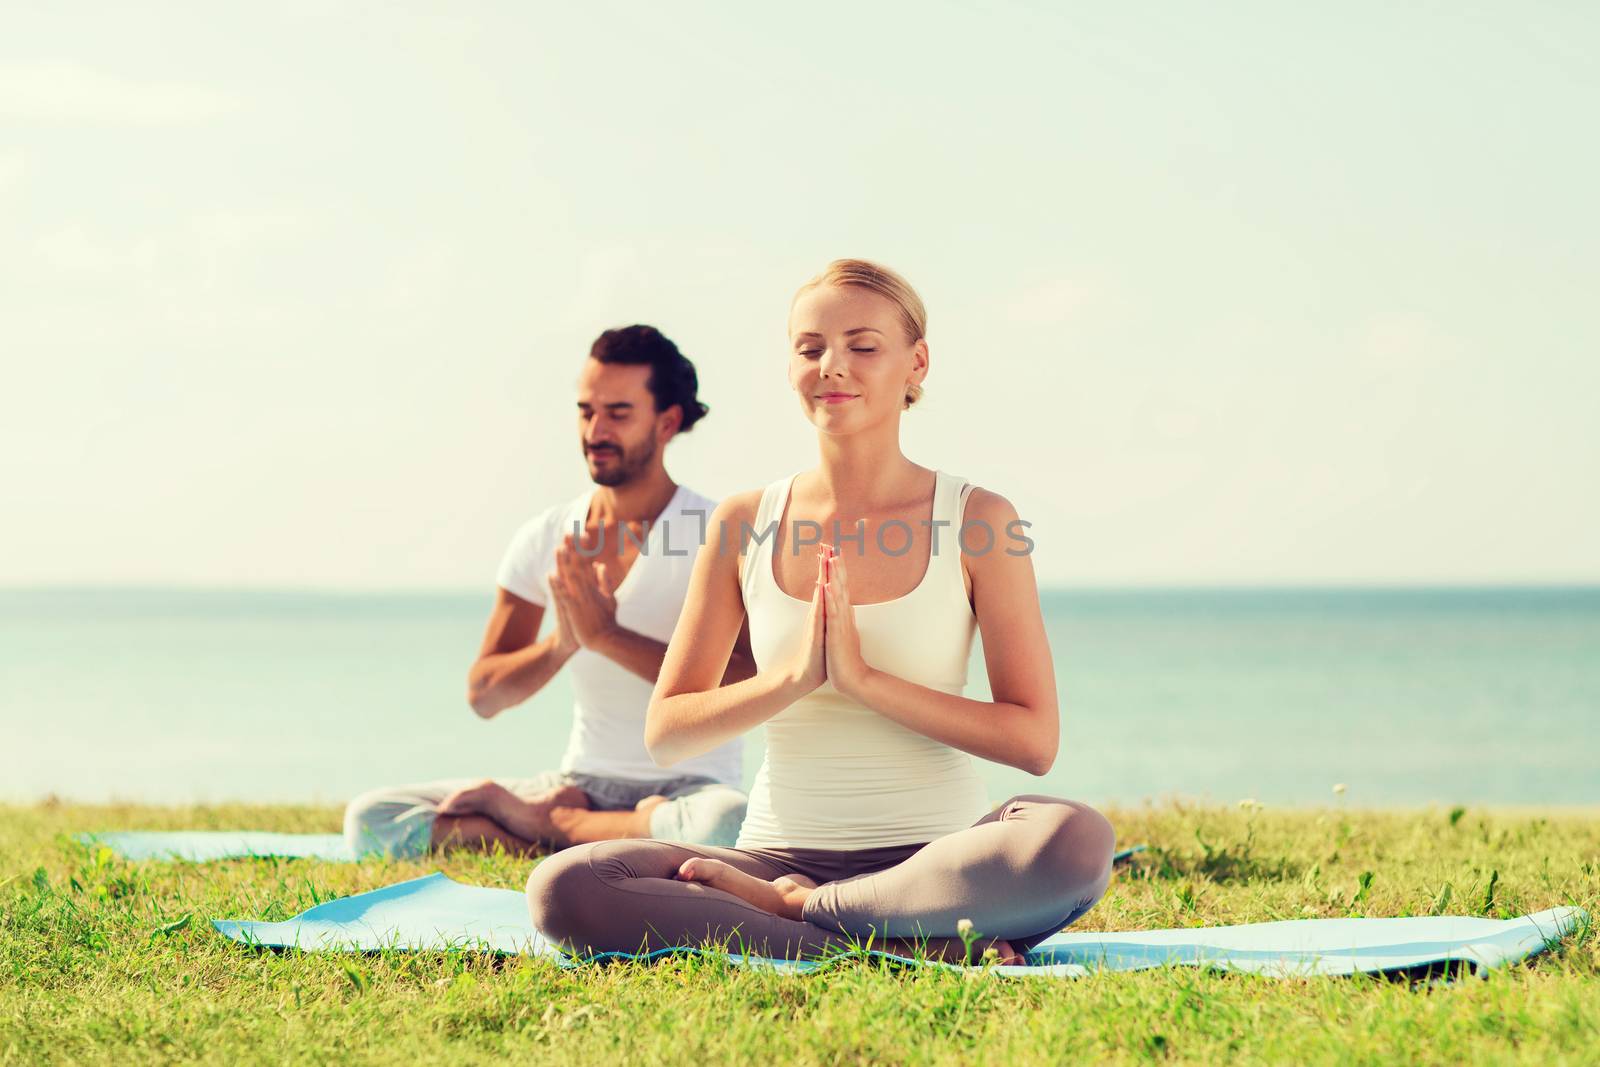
[952,483,1031,571]
[953,482,1019,525]
[708,488,765,529]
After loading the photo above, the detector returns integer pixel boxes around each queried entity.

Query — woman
[527,259,1114,963]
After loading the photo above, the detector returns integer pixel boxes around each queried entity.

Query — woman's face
[788,285,927,435]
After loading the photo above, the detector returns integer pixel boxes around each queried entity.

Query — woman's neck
[812,425,922,506]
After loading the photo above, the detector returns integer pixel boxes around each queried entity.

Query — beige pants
[527,794,1114,958]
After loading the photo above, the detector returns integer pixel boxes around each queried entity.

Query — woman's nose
[817,345,845,378]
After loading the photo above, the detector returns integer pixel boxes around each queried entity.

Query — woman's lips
[817,394,857,405]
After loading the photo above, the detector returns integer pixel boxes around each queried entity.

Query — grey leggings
[527,795,1114,959]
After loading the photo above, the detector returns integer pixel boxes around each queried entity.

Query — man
[344,325,751,856]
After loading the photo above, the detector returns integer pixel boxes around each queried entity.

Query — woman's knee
[1006,796,1117,890]
[526,844,603,944]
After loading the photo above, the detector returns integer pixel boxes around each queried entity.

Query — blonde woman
[527,260,1114,963]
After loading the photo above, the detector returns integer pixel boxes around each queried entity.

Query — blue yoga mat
[81,832,356,862]
[86,832,1146,867]
[213,872,1587,978]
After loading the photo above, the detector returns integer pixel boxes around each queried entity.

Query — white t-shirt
[495,484,741,785]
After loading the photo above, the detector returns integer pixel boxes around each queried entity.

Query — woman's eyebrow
[790,327,883,340]
[792,326,884,343]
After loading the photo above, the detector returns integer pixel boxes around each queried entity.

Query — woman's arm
[645,494,826,766]
[825,488,1059,775]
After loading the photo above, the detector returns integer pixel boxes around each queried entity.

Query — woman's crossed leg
[527,795,1115,963]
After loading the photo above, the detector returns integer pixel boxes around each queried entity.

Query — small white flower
[1333,783,1348,796]
[956,918,974,937]
[1238,798,1260,811]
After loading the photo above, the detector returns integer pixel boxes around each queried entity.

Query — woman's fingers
[820,548,835,620]
[813,555,828,637]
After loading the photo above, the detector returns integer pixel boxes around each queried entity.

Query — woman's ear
[911,338,929,386]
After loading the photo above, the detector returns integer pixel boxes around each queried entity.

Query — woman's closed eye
[796,346,877,357]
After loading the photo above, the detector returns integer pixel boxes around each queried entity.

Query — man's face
[576,360,666,487]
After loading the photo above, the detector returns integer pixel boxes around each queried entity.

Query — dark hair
[588,325,709,433]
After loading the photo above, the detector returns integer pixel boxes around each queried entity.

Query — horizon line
[5,580,1600,597]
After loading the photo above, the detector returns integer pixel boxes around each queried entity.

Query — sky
[3,1,1597,589]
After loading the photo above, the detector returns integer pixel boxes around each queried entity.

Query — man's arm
[551,536,758,685]
[465,588,577,718]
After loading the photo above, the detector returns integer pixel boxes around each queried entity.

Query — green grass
[3,802,1597,1065]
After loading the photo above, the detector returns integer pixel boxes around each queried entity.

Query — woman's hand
[783,546,828,694]
[823,548,875,700]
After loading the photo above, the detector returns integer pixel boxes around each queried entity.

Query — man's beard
[585,435,656,487]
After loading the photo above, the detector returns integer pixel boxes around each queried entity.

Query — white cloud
[0,60,235,124]
[36,224,160,274]
[33,211,299,276]
[999,276,1104,325]
[187,209,301,249]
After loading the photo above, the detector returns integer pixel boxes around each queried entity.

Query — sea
[2,587,1596,809]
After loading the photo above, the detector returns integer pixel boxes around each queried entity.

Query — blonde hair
[793,258,927,408]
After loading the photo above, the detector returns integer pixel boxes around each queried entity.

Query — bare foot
[676,858,817,921]
[614,795,671,838]
[980,939,1023,966]
[437,779,504,818]
[492,783,590,847]
[673,859,1024,965]
[885,934,1024,966]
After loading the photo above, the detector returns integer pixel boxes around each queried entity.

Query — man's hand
[545,573,581,654]
[549,534,620,651]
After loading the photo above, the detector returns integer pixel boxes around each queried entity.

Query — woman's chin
[810,413,861,435]
[806,406,880,434]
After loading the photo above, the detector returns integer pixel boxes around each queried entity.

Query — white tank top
[735,470,992,851]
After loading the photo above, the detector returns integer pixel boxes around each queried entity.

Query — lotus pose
[527,260,1114,962]
[343,326,751,858]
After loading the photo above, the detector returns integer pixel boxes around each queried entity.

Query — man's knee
[342,788,430,859]
[342,789,389,851]
[651,787,747,847]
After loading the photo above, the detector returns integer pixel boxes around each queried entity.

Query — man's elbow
[466,675,501,719]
